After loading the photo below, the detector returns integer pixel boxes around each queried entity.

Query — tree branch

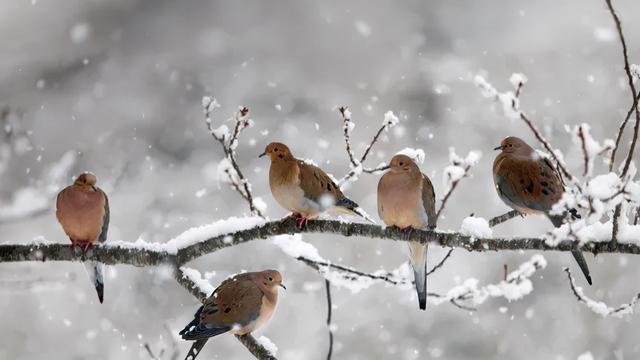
[564,267,640,317]
[3,219,639,268]
[324,280,334,360]
[488,210,521,227]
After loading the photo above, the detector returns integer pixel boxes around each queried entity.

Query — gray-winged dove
[493,136,592,285]
[260,142,373,228]
[377,154,436,310]
[56,172,110,303]
[179,270,285,360]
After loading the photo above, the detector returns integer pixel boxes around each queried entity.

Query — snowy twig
[202,97,264,217]
[338,107,398,185]
[564,268,640,317]
[174,266,277,359]
[324,280,334,360]
[577,125,590,177]
[436,163,472,222]
[488,210,521,227]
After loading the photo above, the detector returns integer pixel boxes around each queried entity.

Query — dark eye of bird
[399,162,404,166]
[508,144,513,147]
[268,277,273,281]
[274,148,278,152]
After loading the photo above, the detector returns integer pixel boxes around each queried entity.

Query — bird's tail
[408,242,428,310]
[546,212,592,285]
[183,339,209,360]
[83,261,104,303]
[334,197,376,224]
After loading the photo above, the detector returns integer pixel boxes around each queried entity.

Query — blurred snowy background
[1,0,640,359]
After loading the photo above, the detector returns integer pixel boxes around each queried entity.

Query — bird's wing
[297,160,344,202]
[421,174,437,229]
[98,189,109,244]
[494,156,563,212]
[180,274,263,340]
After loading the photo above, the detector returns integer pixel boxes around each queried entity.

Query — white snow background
[1,1,640,359]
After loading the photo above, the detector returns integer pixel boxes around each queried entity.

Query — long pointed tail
[408,242,427,310]
[547,213,592,285]
[334,197,377,224]
[84,261,104,303]
[570,250,592,285]
[184,339,209,360]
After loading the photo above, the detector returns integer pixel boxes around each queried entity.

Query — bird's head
[73,172,97,189]
[259,142,293,161]
[388,154,419,174]
[256,270,286,291]
[494,136,533,155]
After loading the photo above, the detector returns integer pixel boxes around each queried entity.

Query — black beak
[258,152,266,158]
[493,146,502,151]
[279,283,286,290]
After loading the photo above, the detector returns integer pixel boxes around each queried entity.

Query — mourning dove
[260,142,373,228]
[56,172,110,303]
[179,270,285,360]
[493,136,592,285]
[377,154,436,310]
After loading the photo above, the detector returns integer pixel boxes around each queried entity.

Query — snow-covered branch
[564,268,640,318]
[3,217,640,267]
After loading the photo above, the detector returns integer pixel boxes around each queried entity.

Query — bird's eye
[273,148,278,152]
[508,144,513,147]
[268,277,273,281]
[399,162,404,166]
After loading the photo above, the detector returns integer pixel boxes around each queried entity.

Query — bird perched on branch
[493,136,592,285]
[377,154,437,310]
[180,270,285,360]
[56,172,110,303]
[260,142,374,228]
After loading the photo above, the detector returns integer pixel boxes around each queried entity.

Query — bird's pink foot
[287,213,310,229]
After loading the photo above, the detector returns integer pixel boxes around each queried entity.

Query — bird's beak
[279,283,287,290]
[493,146,502,151]
[258,152,267,158]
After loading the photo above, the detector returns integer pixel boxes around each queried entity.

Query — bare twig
[488,210,521,227]
[577,125,589,177]
[565,268,640,317]
[426,248,454,276]
[603,0,640,249]
[604,0,640,179]
[609,91,640,171]
[325,280,334,360]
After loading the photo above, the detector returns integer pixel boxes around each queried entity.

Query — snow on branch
[337,107,400,186]
[430,254,547,311]
[3,217,640,268]
[564,268,640,318]
[436,148,481,222]
[202,97,265,217]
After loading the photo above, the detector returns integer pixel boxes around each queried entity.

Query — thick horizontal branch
[2,219,639,267]
[0,243,175,266]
